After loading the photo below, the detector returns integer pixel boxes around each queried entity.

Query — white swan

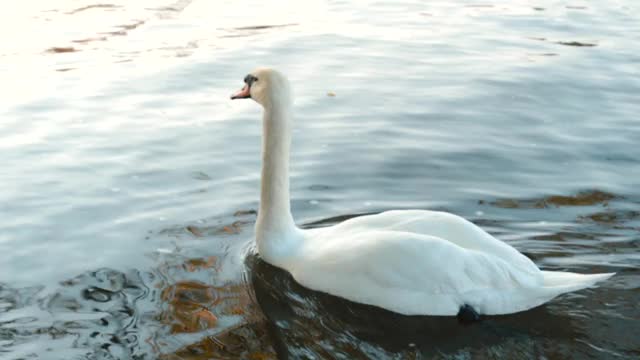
[230,68,614,317]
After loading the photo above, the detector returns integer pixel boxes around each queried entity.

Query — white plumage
[230,68,614,316]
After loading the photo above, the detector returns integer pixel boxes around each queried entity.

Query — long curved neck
[256,97,300,265]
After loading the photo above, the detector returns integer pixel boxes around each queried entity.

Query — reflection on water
[2,0,640,358]
[2,192,639,358]
[0,233,276,359]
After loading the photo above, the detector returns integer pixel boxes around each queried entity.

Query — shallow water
[1,0,639,359]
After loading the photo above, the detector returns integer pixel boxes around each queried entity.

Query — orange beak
[230,84,251,100]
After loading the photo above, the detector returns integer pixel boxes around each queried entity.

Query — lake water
[1,0,639,359]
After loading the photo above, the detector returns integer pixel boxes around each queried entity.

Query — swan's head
[230,67,291,107]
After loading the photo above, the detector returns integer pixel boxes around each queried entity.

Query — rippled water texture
[1,0,639,359]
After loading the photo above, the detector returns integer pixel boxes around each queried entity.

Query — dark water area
[1,0,640,359]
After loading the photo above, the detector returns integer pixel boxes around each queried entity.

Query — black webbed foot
[457,304,481,324]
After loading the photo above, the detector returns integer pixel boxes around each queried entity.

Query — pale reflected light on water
[1,0,639,359]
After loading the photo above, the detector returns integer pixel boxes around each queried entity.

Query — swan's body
[230,68,614,316]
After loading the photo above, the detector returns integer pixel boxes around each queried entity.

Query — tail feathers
[541,271,614,293]
[479,271,614,315]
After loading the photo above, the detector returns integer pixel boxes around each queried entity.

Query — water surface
[1,0,639,359]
